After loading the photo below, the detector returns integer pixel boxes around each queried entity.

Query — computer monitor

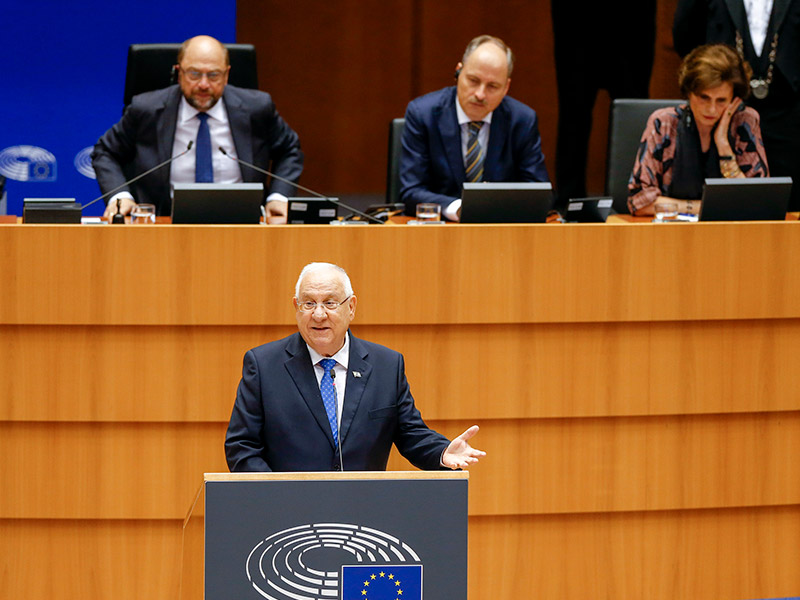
[171,183,263,224]
[460,182,553,223]
[699,177,792,221]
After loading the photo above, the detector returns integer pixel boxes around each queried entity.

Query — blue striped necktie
[465,121,484,182]
[319,358,339,448]
[195,112,213,183]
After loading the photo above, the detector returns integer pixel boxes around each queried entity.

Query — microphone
[329,368,344,471]
[218,147,385,224]
[111,198,125,224]
[82,141,194,213]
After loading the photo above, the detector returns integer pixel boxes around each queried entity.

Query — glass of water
[131,203,156,224]
[653,201,678,223]
[415,203,441,222]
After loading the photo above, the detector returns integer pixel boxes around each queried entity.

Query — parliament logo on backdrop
[0,145,57,182]
[74,146,96,179]
[245,522,424,600]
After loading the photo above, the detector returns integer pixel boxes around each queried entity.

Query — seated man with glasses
[225,262,485,473]
[92,35,303,222]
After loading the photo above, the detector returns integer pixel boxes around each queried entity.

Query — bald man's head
[176,35,230,111]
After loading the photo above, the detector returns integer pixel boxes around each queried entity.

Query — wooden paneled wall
[237,0,682,198]
[1,222,799,599]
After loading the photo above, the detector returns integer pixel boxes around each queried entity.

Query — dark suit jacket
[225,332,450,472]
[673,0,800,93]
[399,86,549,215]
[91,85,304,215]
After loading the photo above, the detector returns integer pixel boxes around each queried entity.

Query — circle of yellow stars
[360,570,403,599]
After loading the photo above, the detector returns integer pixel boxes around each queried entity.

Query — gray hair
[462,35,514,76]
[294,262,354,298]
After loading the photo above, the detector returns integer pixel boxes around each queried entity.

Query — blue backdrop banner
[0,1,236,216]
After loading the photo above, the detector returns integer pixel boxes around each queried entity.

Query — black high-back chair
[123,43,258,108]
[386,118,406,205]
[605,98,683,213]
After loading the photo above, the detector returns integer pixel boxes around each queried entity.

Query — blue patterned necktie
[195,112,213,183]
[465,121,484,182]
[319,358,339,448]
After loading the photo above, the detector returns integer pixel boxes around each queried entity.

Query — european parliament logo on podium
[245,522,425,600]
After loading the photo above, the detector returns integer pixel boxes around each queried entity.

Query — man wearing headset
[92,35,303,221]
[399,35,549,221]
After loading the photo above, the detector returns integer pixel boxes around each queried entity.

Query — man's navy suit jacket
[91,84,304,215]
[399,86,549,214]
[225,332,450,472]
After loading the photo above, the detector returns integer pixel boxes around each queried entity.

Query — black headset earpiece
[454,68,461,80]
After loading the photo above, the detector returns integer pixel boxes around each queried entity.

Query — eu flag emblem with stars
[341,565,422,600]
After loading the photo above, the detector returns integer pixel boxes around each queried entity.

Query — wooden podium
[181,472,469,600]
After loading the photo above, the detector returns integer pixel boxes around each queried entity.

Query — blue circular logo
[74,146,96,179]
[0,145,58,182]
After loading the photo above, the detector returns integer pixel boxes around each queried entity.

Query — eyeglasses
[181,68,225,83]
[296,296,352,313]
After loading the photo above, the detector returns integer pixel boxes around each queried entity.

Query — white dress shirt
[170,97,242,186]
[744,0,775,56]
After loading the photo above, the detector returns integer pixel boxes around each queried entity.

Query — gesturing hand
[442,425,486,469]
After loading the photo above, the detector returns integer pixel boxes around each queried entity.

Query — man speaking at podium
[225,262,485,472]
[91,35,303,221]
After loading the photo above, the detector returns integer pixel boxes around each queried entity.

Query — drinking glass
[131,203,156,224]
[653,201,678,222]
[415,203,441,222]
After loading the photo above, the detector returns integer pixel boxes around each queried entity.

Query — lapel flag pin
[353,371,362,378]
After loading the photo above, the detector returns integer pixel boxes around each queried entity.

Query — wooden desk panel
[469,507,800,600]
[0,519,181,599]
[2,413,798,519]
[2,319,799,422]
[1,222,799,325]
